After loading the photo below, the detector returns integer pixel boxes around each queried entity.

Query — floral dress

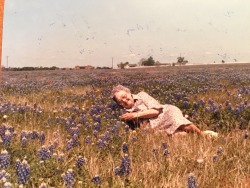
[126,91,192,134]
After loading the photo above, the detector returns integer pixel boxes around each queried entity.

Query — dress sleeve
[137,91,163,110]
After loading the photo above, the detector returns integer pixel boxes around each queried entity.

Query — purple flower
[66,139,74,151]
[163,149,170,157]
[122,142,129,153]
[213,154,219,162]
[15,159,30,185]
[85,136,91,144]
[38,146,52,161]
[244,130,249,139]
[162,143,167,150]
[76,156,87,169]
[72,134,79,147]
[0,150,10,168]
[62,169,74,188]
[187,173,197,188]
[115,154,130,176]
[92,175,101,185]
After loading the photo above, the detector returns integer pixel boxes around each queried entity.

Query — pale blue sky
[2,0,250,68]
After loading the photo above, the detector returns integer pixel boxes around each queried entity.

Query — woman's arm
[119,109,161,121]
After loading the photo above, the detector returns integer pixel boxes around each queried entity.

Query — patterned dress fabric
[126,91,192,134]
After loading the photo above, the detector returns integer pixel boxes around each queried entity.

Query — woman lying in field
[111,85,218,137]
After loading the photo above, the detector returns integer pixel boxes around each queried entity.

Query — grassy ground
[0,64,250,187]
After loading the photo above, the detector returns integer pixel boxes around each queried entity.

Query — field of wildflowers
[0,63,249,187]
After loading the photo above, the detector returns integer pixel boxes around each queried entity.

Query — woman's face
[114,90,134,109]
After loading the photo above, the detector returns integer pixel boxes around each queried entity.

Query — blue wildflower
[16,159,30,185]
[38,146,52,161]
[244,130,248,139]
[115,154,131,176]
[213,154,218,162]
[122,142,129,153]
[76,156,87,169]
[62,169,74,188]
[0,150,10,168]
[85,136,91,144]
[187,173,197,188]
[92,175,101,185]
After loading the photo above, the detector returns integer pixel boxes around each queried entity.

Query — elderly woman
[112,85,217,136]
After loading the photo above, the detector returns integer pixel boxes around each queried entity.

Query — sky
[2,0,250,68]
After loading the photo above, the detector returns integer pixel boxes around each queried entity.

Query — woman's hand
[119,109,161,121]
[119,112,137,121]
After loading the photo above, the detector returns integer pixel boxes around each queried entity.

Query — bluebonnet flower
[115,154,131,176]
[55,116,61,124]
[76,156,87,169]
[93,114,101,123]
[193,102,199,109]
[57,153,65,162]
[163,149,170,157]
[15,159,30,185]
[122,142,128,153]
[66,139,74,151]
[0,150,10,168]
[62,169,74,188]
[205,107,211,112]
[48,141,58,154]
[93,130,98,138]
[152,148,158,157]
[124,125,130,132]
[93,122,101,132]
[213,154,219,162]
[39,132,46,144]
[198,99,205,106]
[131,136,137,142]
[2,130,12,146]
[96,139,107,149]
[187,173,197,188]
[226,102,232,111]
[85,136,91,144]
[183,101,190,109]
[244,130,248,139]
[70,127,79,137]
[31,131,39,139]
[38,146,52,161]
[92,175,101,185]
[162,143,167,150]
[72,134,79,147]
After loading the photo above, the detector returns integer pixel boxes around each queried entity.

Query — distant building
[75,65,95,70]
[124,63,137,68]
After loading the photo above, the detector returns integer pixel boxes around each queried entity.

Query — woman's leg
[177,124,204,135]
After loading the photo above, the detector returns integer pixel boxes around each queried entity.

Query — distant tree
[138,58,147,66]
[117,62,129,69]
[141,56,155,66]
[176,56,188,65]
